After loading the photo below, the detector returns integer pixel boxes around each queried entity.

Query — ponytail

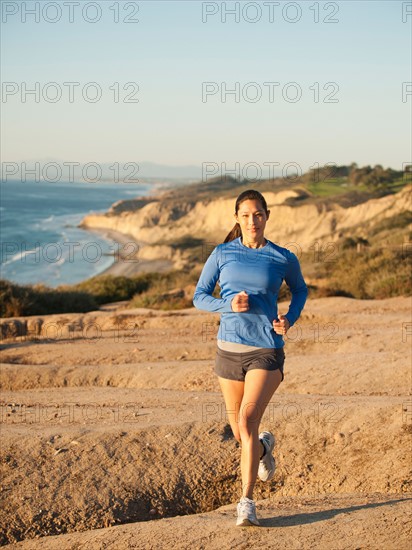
[223,222,242,243]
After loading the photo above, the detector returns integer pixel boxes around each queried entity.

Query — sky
[1,0,411,176]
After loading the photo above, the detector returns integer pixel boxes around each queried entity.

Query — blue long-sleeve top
[192,236,308,348]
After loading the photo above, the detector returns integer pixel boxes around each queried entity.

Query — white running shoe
[258,431,276,482]
[236,496,260,527]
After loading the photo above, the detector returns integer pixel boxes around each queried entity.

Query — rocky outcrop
[79,185,412,266]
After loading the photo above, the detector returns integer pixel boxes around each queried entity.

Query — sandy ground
[0,295,411,549]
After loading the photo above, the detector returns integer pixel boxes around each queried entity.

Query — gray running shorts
[214,346,285,382]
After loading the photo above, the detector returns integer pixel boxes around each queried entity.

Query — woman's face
[235,199,270,243]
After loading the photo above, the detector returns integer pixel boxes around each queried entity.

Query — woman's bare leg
[217,376,244,443]
[238,369,283,499]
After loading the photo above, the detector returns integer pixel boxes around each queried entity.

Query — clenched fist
[273,314,290,335]
[231,290,249,312]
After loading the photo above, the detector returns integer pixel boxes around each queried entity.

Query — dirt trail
[1,296,411,548]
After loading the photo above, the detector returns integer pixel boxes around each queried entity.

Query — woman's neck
[241,237,267,249]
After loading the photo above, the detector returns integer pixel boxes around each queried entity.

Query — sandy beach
[82,227,174,279]
[78,179,177,280]
[1,294,411,548]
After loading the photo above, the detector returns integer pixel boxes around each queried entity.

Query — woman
[192,189,308,527]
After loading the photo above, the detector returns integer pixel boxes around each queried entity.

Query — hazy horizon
[0,158,408,183]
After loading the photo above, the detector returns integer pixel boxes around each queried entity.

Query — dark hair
[223,189,269,243]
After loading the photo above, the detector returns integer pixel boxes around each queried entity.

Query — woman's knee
[238,411,260,440]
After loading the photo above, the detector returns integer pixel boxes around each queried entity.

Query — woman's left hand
[273,314,290,336]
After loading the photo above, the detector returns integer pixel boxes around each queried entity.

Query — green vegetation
[2,233,410,317]
[0,280,98,318]
[306,177,352,197]
[306,176,407,199]
[300,208,412,300]
[264,165,411,300]
[73,270,201,309]
[127,269,199,310]
[302,163,408,193]
[73,274,153,304]
[0,270,201,317]
[311,246,411,300]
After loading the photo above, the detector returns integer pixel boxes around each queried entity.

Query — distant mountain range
[111,161,203,179]
[1,160,285,183]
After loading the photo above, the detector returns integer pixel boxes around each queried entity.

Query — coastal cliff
[78,182,412,271]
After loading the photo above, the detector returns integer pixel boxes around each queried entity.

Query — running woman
[192,189,308,526]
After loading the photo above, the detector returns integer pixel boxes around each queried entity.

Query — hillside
[78,179,411,284]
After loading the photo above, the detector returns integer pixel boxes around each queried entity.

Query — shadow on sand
[259,497,412,528]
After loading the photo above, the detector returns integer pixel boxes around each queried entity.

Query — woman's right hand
[231,290,249,312]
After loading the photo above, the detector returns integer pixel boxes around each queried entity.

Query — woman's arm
[192,247,234,313]
[283,251,308,327]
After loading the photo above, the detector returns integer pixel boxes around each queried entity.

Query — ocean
[0,180,155,288]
